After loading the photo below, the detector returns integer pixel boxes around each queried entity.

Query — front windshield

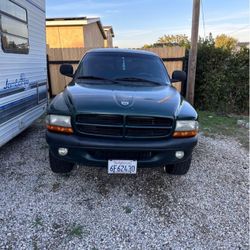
[75,52,170,85]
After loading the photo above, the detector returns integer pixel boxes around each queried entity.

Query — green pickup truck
[46,49,198,175]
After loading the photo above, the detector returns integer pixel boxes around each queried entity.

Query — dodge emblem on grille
[115,95,134,107]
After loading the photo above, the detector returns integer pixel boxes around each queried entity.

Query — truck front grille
[75,114,173,138]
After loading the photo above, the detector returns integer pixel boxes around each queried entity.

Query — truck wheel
[49,151,74,173]
[163,157,192,175]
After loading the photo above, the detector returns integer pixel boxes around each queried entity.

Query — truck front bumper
[46,131,198,167]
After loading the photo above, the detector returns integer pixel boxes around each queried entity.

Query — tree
[215,34,238,51]
[157,34,190,48]
[142,34,190,48]
[195,34,249,114]
[142,44,153,49]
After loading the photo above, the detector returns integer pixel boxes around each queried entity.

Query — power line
[227,24,250,35]
[201,0,206,38]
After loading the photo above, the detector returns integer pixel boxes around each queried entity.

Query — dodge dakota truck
[46,49,198,175]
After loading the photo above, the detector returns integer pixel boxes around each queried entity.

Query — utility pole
[187,0,200,105]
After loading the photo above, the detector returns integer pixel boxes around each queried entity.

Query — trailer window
[0,0,29,54]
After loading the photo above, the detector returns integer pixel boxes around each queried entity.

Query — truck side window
[0,0,29,54]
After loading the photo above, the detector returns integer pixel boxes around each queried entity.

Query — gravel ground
[0,120,249,249]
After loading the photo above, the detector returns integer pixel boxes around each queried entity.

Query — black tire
[49,151,74,173]
[163,157,192,175]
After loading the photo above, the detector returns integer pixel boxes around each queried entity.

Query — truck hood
[64,82,183,118]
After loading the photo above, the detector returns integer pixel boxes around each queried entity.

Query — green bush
[194,36,249,114]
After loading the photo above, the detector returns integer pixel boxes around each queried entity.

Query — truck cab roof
[87,48,158,57]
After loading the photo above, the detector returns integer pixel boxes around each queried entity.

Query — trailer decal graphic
[3,73,30,90]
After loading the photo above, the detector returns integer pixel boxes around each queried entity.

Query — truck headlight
[173,120,198,138]
[46,115,73,134]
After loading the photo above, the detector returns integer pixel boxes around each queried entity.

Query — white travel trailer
[0,0,47,147]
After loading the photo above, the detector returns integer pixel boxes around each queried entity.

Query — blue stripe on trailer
[0,94,37,111]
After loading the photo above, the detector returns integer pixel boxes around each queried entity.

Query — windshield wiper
[76,75,118,84]
[114,77,162,85]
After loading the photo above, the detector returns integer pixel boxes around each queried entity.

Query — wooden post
[187,0,200,105]
[46,54,53,98]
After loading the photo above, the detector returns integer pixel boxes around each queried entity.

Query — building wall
[46,26,84,48]
[83,22,104,48]
[104,30,113,48]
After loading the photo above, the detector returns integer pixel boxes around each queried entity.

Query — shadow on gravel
[75,164,185,216]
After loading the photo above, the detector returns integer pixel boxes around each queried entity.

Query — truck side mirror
[171,70,186,83]
[60,64,74,77]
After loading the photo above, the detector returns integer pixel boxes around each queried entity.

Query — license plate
[108,160,137,174]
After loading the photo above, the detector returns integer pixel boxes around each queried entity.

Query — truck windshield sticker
[2,73,30,90]
[122,57,126,71]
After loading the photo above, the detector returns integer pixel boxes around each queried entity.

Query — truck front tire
[49,151,74,173]
[163,157,192,175]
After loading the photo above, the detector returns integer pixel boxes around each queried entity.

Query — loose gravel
[0,120,249,249]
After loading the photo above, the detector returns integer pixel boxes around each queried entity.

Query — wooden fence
[47,47,186,96]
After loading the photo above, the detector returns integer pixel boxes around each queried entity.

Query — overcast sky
[46,0,250,48]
